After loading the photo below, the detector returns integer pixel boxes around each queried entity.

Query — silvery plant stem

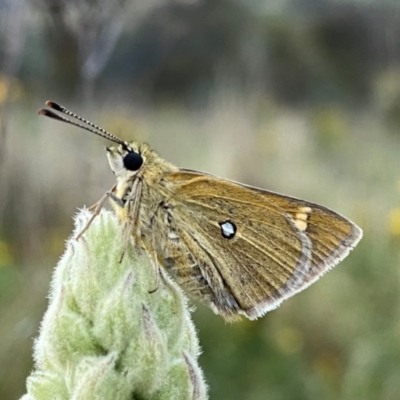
[21,209,207,400]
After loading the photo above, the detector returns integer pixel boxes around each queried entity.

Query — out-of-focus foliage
[1,1,399,399]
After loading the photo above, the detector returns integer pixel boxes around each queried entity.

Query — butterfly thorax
[106,141,178,243]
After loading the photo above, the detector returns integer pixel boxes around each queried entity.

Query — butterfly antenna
[38,101,129,147]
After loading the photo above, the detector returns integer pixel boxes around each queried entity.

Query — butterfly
[39,101,362,321]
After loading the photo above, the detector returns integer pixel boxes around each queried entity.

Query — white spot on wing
[220,221,236,238]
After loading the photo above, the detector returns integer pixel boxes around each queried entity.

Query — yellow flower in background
[388,208,400,236]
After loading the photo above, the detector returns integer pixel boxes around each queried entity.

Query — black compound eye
[123,152,143,171]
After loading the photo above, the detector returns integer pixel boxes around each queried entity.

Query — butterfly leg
[107,192,125,208]
[117,180,142,263]
[76,184,117,240]
[118,223,133,263]
[148,231,161,293]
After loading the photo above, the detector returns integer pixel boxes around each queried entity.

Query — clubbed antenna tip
[37,100,128,147]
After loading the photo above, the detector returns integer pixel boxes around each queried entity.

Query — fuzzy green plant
[21,209,208,400]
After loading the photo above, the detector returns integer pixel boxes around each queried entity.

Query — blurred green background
[1,0,400,399]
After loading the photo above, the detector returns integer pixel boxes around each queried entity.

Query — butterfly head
[106,141,145,178]
[38,101,176,185]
